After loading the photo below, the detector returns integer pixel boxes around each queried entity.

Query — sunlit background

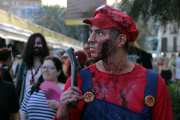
[0,0,178,59]
[42,0,122,7]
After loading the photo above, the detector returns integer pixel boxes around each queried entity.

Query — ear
[57,70,61,76]
[117,34,126,47]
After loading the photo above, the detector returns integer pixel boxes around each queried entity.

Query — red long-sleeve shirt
[54,64,173,120]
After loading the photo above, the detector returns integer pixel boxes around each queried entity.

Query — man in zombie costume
[14,33,49,105]
[53,5,173,120]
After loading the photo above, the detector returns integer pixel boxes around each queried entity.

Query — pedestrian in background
[148,53,159,72]
[169,53,176,69]
[65,50,88,78]
[174,48,180,81]
[159,58,175,85]
[0,67,20,120]
[127,42,153,70]
[14,33,49,105]
[0,47,14,82]
[83,42,91,59]
[20,56,66,120]
[157,57,163,69]
[84,42,98,67]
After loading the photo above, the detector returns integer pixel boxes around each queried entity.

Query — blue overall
[79,68,158,120]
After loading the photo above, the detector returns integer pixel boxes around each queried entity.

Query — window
[2,1,8,6]
[173,37,177,52]
[21,2,24,5]
[31,3,35,6]
[12,1,18,6]
[161,38,167,52]
[153,41,158,51]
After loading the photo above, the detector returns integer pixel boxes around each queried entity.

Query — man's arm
[151,76,173,120]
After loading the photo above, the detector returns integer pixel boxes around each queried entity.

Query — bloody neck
[96,51,134,75]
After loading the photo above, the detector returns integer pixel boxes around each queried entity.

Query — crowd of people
[147,52,180,86]
[0,32,96,120]
[0,4,177,120]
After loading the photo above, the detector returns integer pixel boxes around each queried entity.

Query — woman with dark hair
[0,67,20,120]
[20,56,67,120]
[14,33,49,105]
[65,50,88,78]
[0,47,14,81]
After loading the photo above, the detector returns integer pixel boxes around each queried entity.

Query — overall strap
[140,70,159,120]
[79,68,93,95]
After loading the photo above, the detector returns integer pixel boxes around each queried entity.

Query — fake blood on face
[101,38,113,60]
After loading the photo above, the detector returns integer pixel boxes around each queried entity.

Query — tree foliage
[134,19,158,50]
[33,5,83,41]
[119,0,180,27]
[167,82,180,120]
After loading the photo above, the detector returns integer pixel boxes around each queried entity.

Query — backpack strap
[14,59,28,105]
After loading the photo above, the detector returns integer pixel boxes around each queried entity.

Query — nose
[88,33,96,43]
[34,42,38,47]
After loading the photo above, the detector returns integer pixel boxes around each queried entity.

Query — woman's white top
[174,55,180,79]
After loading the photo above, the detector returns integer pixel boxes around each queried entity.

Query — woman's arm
[10,112,21,120]
[20,115,27,120]
[170,67,175,80]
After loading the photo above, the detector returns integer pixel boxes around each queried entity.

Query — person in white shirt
[174,48,180,81]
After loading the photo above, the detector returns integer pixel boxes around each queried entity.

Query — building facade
[0,0,41,22]
[148,22,180,58]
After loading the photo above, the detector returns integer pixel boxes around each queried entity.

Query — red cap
[83,5,139,42]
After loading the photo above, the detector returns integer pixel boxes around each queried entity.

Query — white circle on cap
[96,5,105,10]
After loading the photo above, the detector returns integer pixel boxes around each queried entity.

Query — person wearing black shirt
[0,67,20,120]
[0,47,14,80]
[127,43,152,70]
[0,67,13,83]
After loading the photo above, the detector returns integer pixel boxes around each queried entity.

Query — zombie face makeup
[33,37,43,56]
[88,25,117,61]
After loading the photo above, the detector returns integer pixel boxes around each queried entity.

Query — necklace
[30,64,42,85]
